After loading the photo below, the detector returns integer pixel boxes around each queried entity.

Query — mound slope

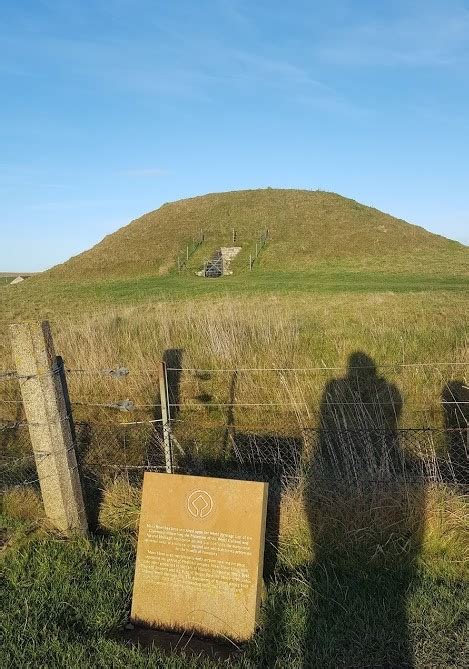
[45,189,465,280]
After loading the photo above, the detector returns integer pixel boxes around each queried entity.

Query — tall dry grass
[0,292,467,499]
[1,292,467,429]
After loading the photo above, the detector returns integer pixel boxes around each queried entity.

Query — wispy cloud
[216,0,253,32]
[0,1,357,113]
[318,2,469,67]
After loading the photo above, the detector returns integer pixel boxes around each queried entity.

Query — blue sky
[1,0,468,271]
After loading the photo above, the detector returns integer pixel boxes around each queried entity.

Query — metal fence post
[9,321,88,534]
[159,361,174,473]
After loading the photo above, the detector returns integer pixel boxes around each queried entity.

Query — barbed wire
[2,418,465,435]
[83,463,171,471]
[73,399,137,411]
[113,418,164,426]
[69,399,468,411]
[0,421,29,430]
[0,441,78,470]
[2,420,467,492]
[2,417,465,432]
[0,371,21,381]
[1,359,467,491]
[0,367,62,383]
[0,415,73,429]
[61,361,469,377]
[2,396,468,413]
[167,363,469,372]
[2,426,467,486]
[65,366,129,377]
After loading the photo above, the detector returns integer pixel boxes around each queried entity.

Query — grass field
[2,481,468,668]
[2,267,469,319]
[1,271,468,429]
[1,245,468,667]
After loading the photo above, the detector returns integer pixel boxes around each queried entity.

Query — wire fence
[1,363,468,494]
[2,419,468,490]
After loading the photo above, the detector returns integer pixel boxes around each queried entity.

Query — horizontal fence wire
[2,421,467,491]
[0,371,21,382]
[0,367,62,383]
[1,361,468,493]
[0,423,35,487]
[62,362,469,377]
[65,399,469,412]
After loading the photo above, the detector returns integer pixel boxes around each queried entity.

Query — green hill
[44,189,466,280]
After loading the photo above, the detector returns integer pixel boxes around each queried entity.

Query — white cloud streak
[0,1,356,113]
[317,2,469,67]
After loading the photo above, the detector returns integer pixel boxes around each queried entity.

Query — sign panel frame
[131,472,268,642]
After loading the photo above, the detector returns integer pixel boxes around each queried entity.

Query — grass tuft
[98,479,141,531]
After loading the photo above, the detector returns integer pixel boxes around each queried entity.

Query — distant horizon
[0,271,38,276]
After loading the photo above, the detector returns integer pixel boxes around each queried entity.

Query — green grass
[40,188,468,281]
[1,511,467,668]
[1,268,468,323]
[0,279,467,431]
[1,256,467,668]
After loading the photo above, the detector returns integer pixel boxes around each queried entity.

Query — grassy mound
[41,189,467,280]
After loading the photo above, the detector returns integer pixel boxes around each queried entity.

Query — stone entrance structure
[198,247,242,277]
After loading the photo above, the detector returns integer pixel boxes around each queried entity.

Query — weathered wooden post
[186,245,189,262]
[9,321,88,534]
[159,361,174,473]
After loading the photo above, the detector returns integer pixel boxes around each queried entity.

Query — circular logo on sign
[187,489,213,518]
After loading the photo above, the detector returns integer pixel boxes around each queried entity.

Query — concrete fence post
[159,361,174,473]
[9,321,88,534]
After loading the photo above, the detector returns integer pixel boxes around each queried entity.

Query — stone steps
[197,247,242,277]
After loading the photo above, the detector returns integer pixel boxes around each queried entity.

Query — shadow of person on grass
[441,380,469,485]
[301,352,426,668]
